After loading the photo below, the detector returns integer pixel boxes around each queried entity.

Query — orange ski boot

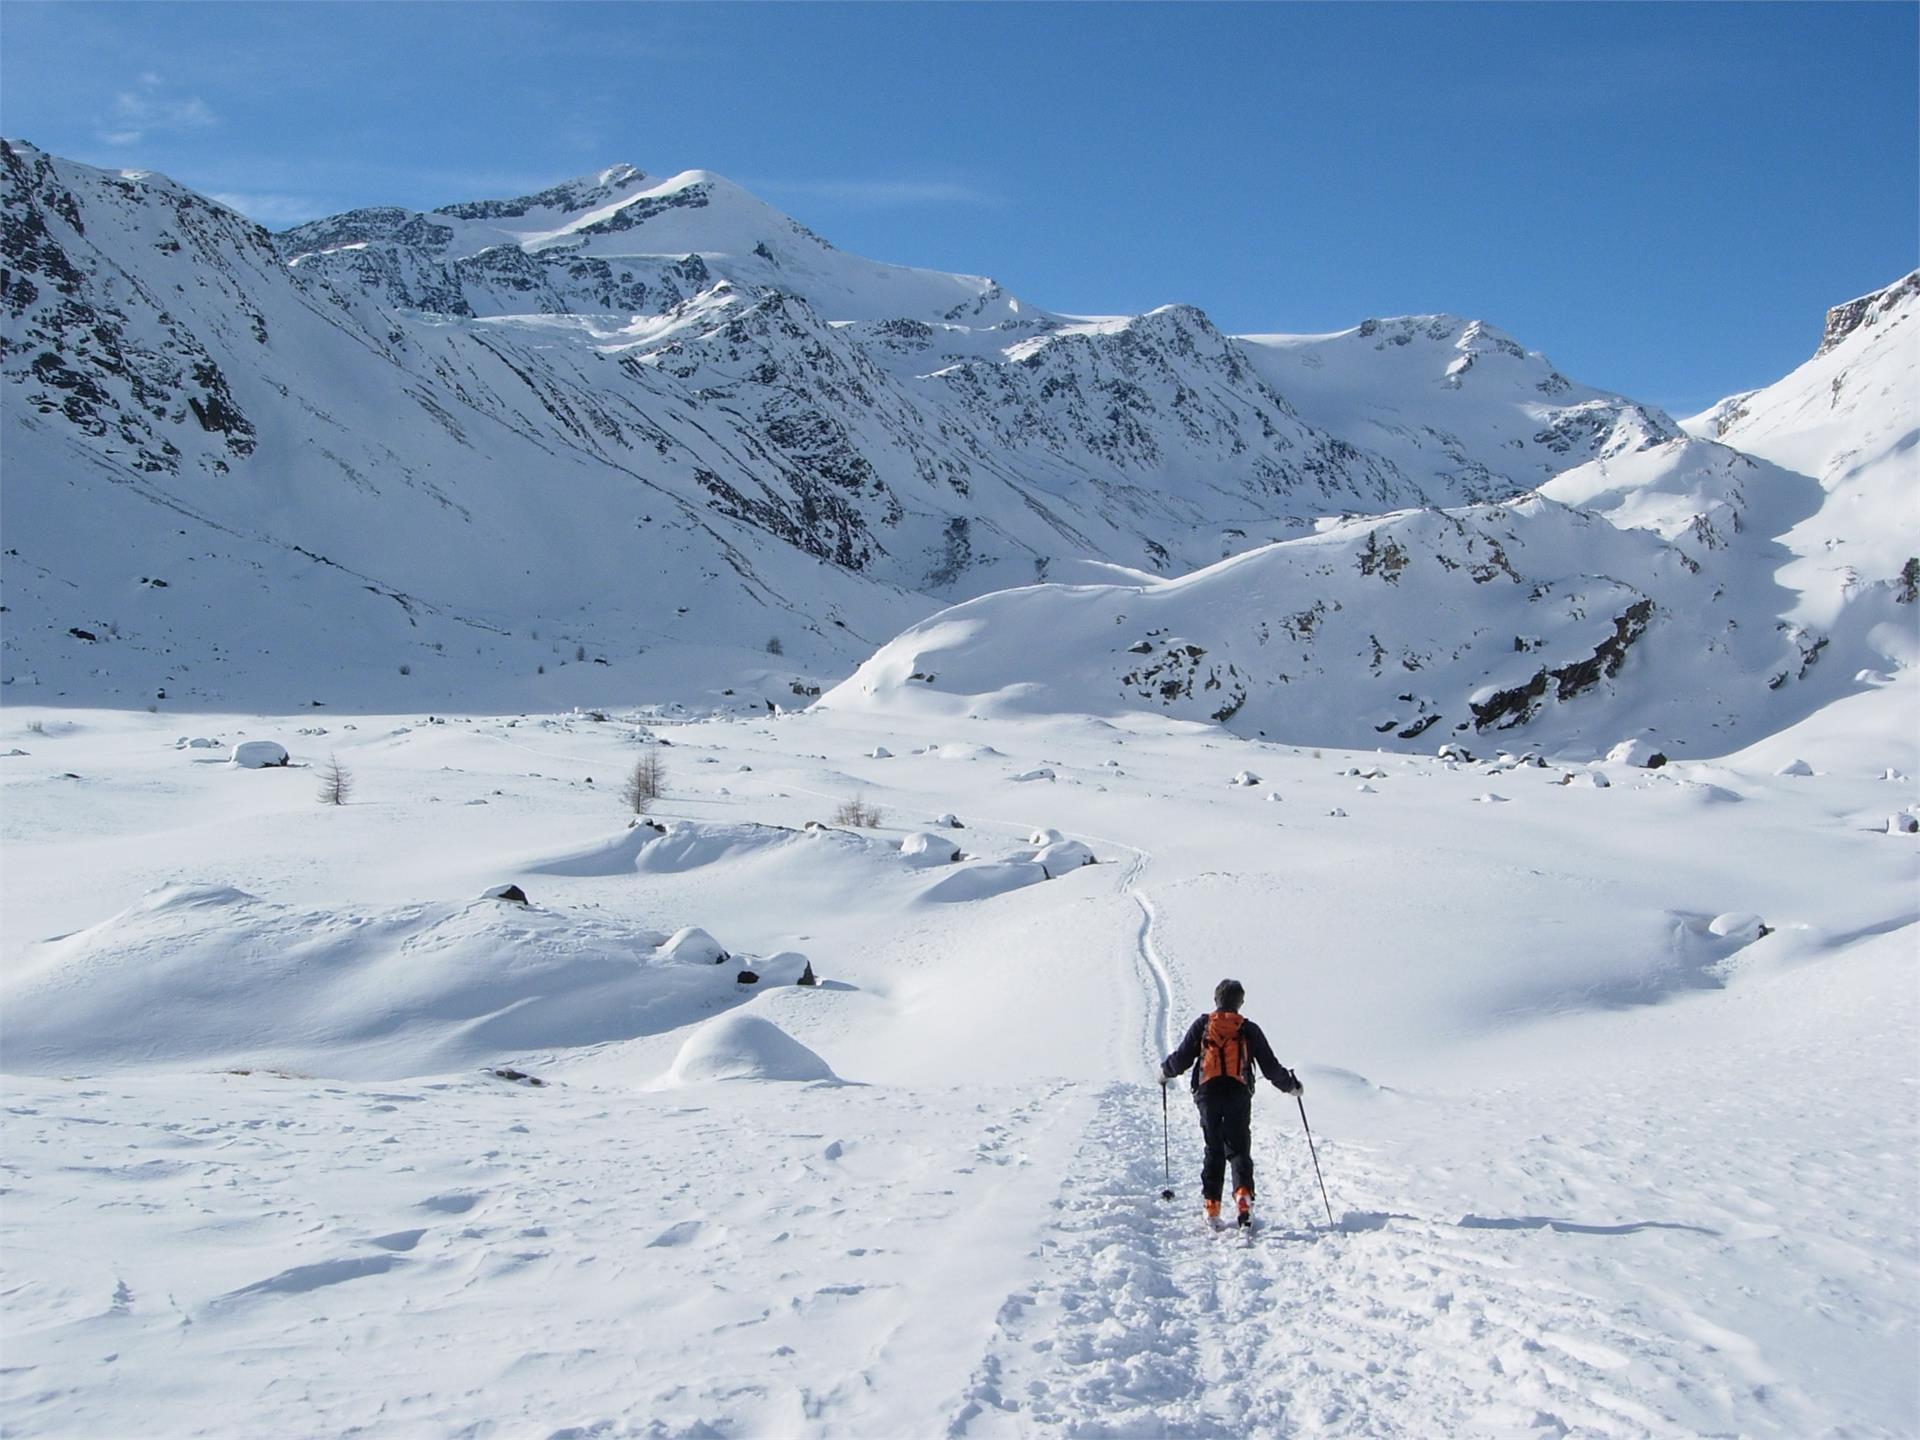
[1235,1187,1253,1228]
[1203,1198,1221,1223]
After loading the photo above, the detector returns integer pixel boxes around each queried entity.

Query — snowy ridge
[824,491,1898,753]
[1682,269,1920,628]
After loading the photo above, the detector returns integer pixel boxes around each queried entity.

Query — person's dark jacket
[1161,1012,1300,1095]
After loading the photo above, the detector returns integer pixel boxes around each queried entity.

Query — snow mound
[1774,758,1815,777]
[917,861,1048,904]
[663,1013,839,1086]
[1708,912,1766,942]
[1009,767,1055,783]
[900,832,961,867]
[529,820,843,877]
[229,741,289,769]
[1028,827,1066,846]
[1607,739,1667,768]
[1,886,741,1078]
[1231,770,1261,787]
[660,926,729,964]
[1031,840,1096,877]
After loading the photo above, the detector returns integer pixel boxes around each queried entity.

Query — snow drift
[0,884,758,1079]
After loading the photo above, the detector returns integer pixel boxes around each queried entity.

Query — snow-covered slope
[2,139,1455,713]
[4,138,1795,718]
[823,492,1866,753]
[1683,271,1919,625]
[1241,315,1682,502]
[5,140,1911,751]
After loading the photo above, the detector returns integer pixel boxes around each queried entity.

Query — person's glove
[1278,1068,1303,1095]
[1156,1067,1172,1088]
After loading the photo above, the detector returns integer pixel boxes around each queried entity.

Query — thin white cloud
[756,178,1001,211]
[97,72,217,146]
[210,192,326,226]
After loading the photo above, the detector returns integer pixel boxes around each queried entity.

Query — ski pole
[1159,1081,1175,1200]
[1296,1093,1335,1229]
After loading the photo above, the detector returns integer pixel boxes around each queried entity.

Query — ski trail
[946,834,1783,1437]
[951,1079,1764,1438]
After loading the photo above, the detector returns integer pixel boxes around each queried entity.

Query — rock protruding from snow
[661,926,729,964]
[1889,813,1918,835]
[1230,770,1262,787]
[1028,827,1065,846]
[663,1013,839,1086]
[482,884,529,905]
[230,741,290,769]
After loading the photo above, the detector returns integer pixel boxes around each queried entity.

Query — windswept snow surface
[3,700,1916,1437]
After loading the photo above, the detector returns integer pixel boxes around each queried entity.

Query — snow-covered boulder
[1230,770,1262,787]
[1606,739,1667,768]
[1475,793,1510,804]
[664,1013,839,1086]
[482,884,529,905]
[935,812,964,828]
[1774,758,1814,777]
[1889,813,1919,835]
[1032,840,1096,877]
[869,746,893,759]
[187,737,220,750]
[1707,912,1766,943]
[661,926,729,965]
[1009,767,1055,783]
[229,740,290,769]
[1028,827,1065,846]
[900,832,961,867]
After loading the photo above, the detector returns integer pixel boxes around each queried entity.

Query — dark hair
[1214,978,1245,1012]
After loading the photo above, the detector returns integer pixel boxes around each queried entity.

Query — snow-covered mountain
[3,139,1912,747]
[1681,271,1919,626]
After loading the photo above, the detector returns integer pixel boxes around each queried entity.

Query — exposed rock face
[1818,271,1920,356]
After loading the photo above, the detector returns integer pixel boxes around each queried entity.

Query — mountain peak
[432,163,651,223]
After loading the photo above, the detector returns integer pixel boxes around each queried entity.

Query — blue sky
[2,2,1913,413]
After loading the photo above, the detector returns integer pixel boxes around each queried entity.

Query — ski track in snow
[949,1080,1825,1440]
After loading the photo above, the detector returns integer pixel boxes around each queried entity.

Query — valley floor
[2,697,1916,1438]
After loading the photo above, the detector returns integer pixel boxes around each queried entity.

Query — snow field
[2,699,1916,1435]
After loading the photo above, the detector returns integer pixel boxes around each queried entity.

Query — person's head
[1214,978,1245,1013]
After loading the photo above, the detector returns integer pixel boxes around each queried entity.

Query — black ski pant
[1195,1079,1254,1202]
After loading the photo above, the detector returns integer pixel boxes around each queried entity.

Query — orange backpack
[1199,1011,1248,1086]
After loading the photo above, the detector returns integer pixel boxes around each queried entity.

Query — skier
[1160,978,1301,1227]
